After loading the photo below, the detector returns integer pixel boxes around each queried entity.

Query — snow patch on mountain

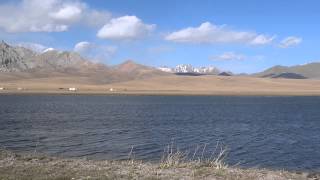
[158,64,219,74]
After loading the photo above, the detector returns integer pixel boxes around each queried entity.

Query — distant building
[109,88,114,92]
[17,87,23,90]
[0,87,4,90]
[68,87,77,91]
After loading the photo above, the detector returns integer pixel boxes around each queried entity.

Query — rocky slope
[0,41,28,72]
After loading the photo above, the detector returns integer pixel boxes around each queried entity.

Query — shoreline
[0,150,318,180]
[2,90,320,96]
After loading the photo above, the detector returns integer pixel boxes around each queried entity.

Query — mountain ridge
[0,41,168,84]
[3,40,320,83]
[254,62,320,79]
[158,64,220,75]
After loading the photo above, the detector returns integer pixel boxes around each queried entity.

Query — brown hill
[112,60,168,80]
[255,62,320,79]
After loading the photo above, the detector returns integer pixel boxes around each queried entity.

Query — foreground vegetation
[1,149,319,180]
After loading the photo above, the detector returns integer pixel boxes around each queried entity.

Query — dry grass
[1,147,318,180]
[106,75,320,96]
[159,142,228,170]
[2,75,320,96]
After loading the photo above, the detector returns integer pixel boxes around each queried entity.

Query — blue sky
[0,0,319,73]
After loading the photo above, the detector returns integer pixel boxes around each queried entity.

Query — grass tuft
[0,146,317,180]
[160,142,229,170]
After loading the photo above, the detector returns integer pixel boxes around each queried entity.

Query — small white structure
[109,88,114,92]
[17,87,23,91]
[68,87,77,91]
[0,87,4,90]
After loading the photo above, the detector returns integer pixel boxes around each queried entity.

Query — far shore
[1,75,320,96]
[2,89,320,96]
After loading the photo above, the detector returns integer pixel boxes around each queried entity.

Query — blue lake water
[0,95,320,170]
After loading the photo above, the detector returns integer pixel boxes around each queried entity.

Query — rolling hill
[255,63,320,79]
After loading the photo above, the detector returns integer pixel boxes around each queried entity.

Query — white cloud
[82,10,112,27]
[49,5,83,23]
[73,41,117,61]
[210,52,246,61]
[250,35,276,45]
[97,16,156,40]
[279,36,302,48]
[0,0,111,33]
[165,22,274,45]
[74,41,93,53]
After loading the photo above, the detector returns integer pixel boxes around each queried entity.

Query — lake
[0,95,320,170]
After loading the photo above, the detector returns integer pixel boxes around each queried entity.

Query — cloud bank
[97,16,155,40]
[165,22,275,45]
[279,36,302,48]
[210,52,246,61]
[0,0,111,33]
[74,41,117,61]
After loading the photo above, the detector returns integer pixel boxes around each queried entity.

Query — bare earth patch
[0,150,319,180]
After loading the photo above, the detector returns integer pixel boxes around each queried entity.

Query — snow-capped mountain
[158,64,219,75]
[194,66,219,74]
[175,64,194,73]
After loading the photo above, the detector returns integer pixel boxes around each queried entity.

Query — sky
[0,0,320,73]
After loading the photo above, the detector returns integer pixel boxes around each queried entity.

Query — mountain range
[0,41,168,84]
[160,62,320,79]
[1,40,320,85]
[158,64,220,75]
